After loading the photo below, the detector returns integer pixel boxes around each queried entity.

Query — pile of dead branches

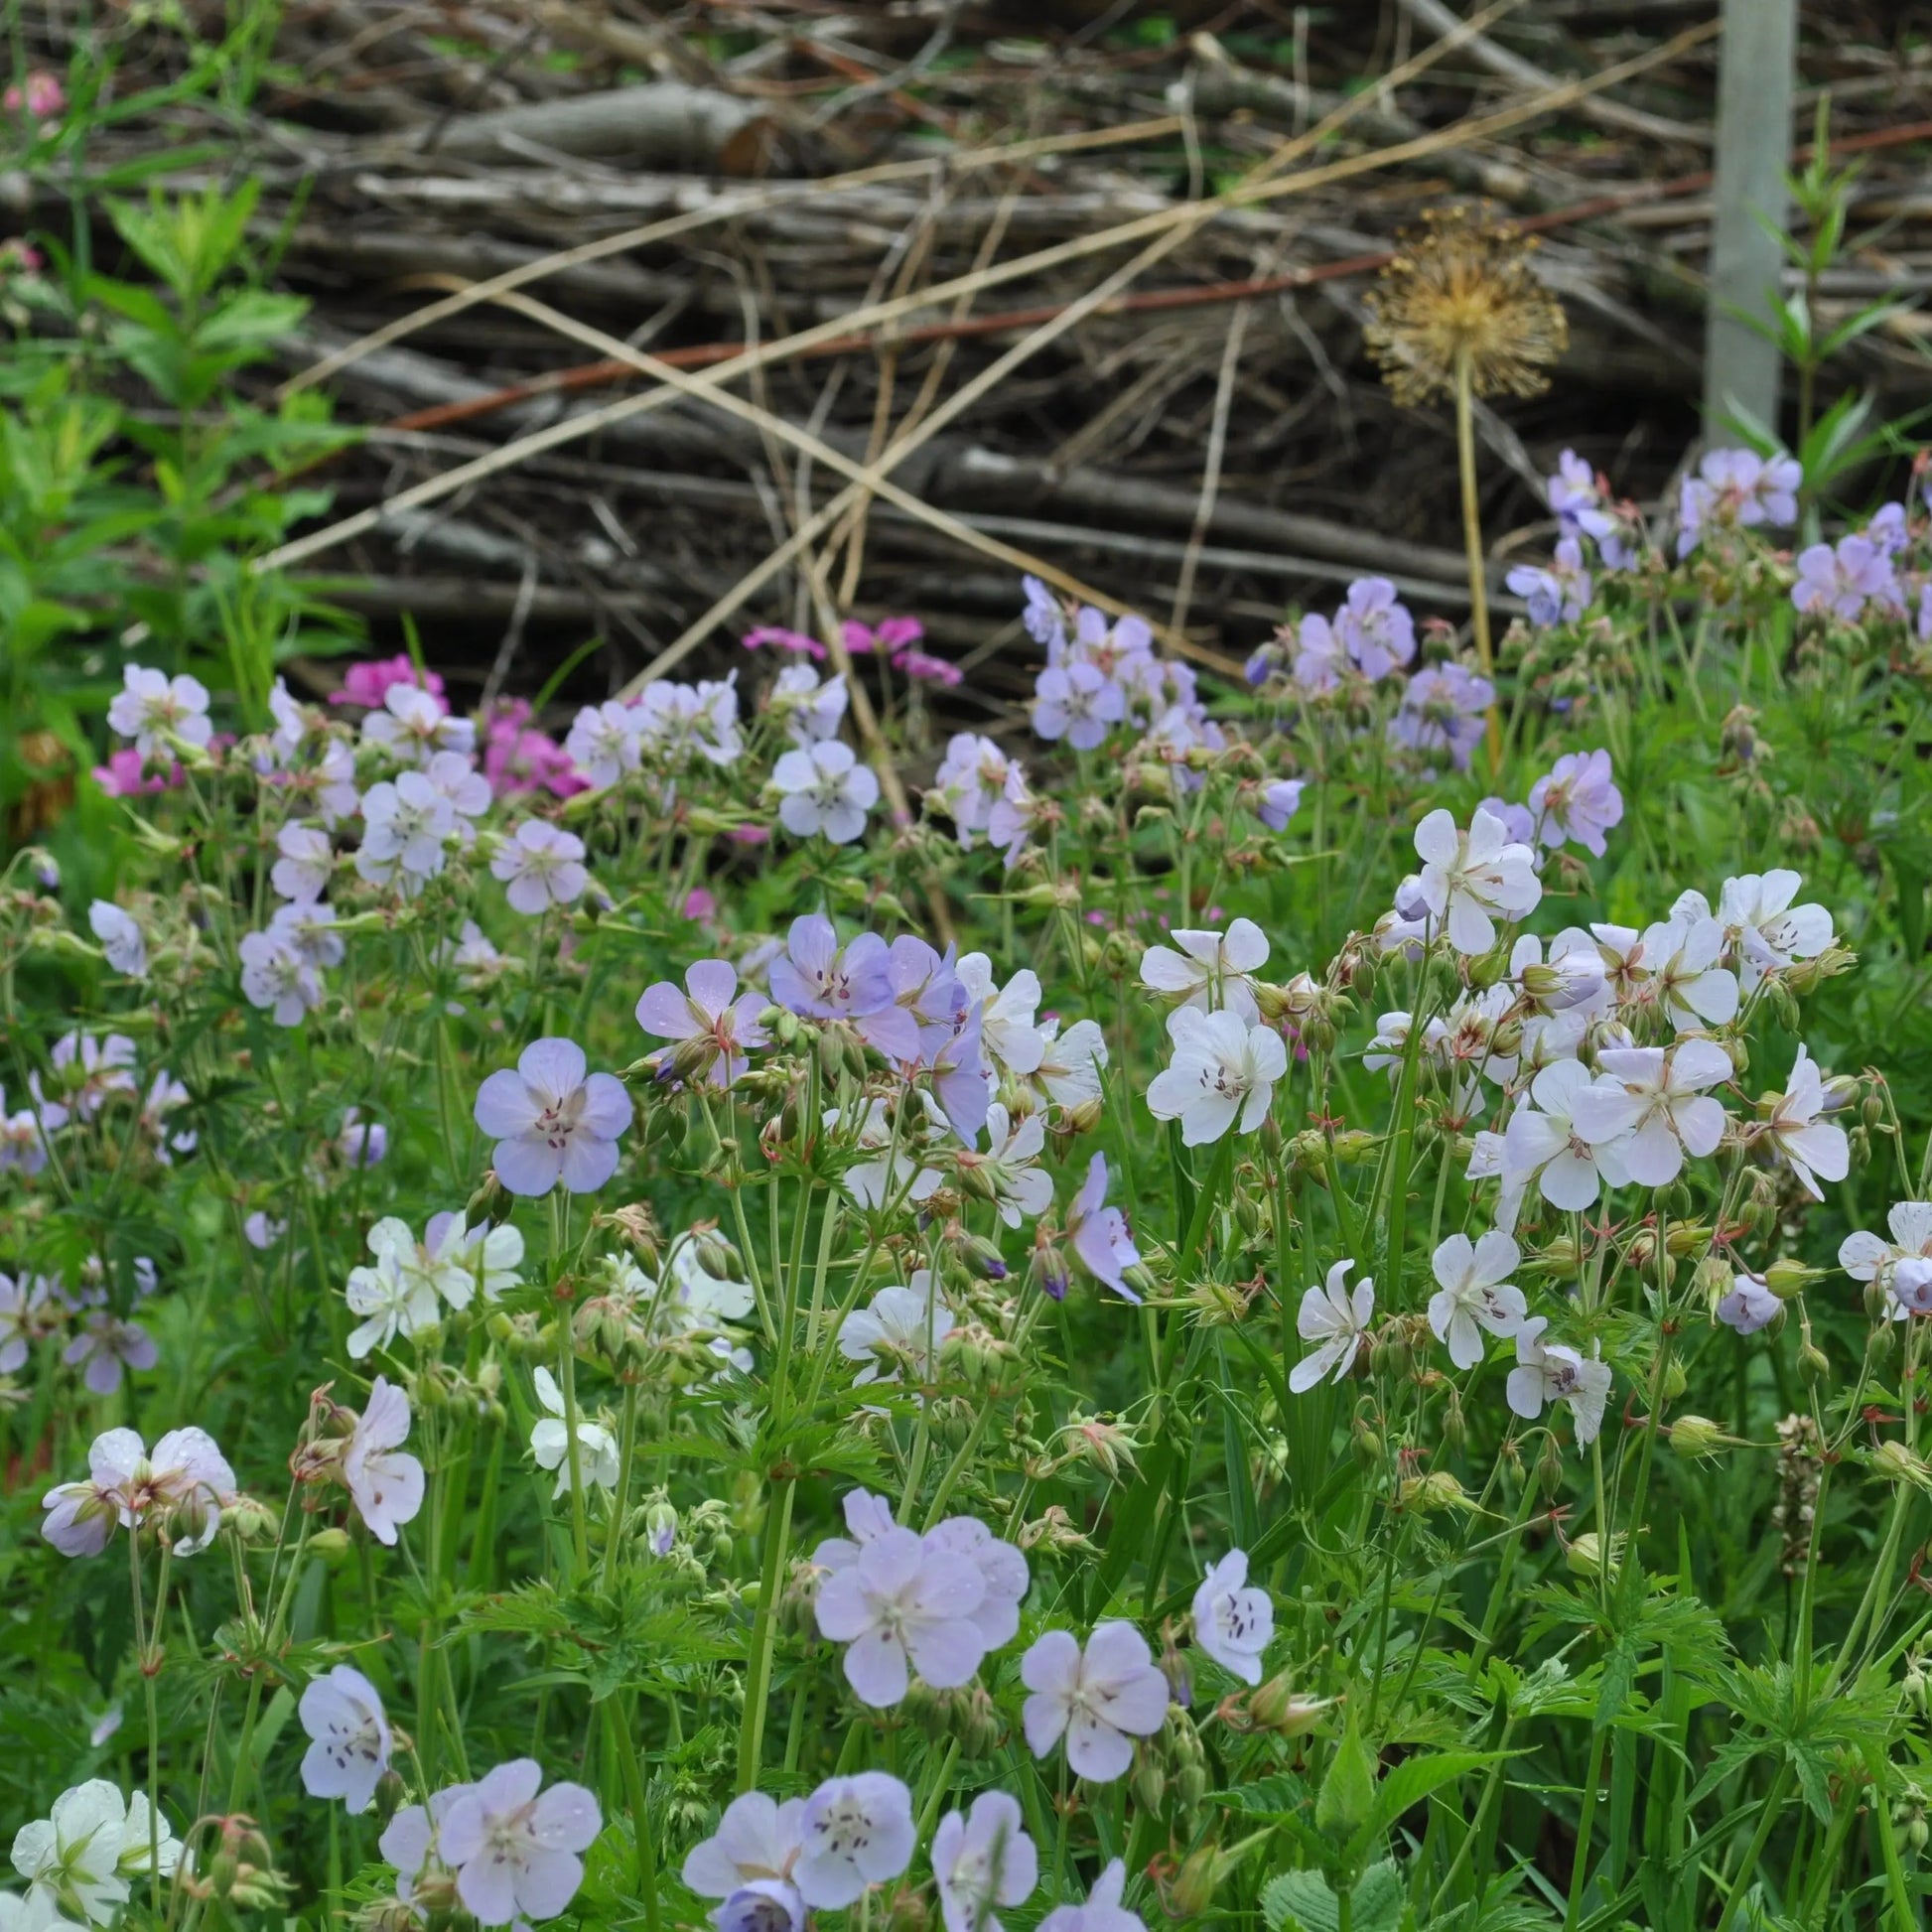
[10,0,1932,727]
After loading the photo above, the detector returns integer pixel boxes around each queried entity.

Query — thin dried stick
[1171,291,1257,640]
[276,115,1187,398]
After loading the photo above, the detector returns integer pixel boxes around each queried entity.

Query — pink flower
[744,625,827,659]
[892,648,962,687]
[484,704,587,799]
[5,71,65,122]
[681,888,717,921]
[332,654,445,709]
[842,617,923,655]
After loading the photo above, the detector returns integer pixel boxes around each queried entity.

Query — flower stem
[1452,346,1502,775]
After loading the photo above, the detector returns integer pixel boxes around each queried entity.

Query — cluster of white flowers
[8,1780,181,1929]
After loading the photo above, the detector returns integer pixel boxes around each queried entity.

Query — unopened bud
[1668,1415,1732,1459]
[1765,1257,1824,1301]
[308,1526,353,1566]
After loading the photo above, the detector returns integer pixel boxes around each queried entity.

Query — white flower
[41,1427,234,1561]
[772,740,879,845]
[239,930,323,1027]
[1020,1623,1170,1782]
[771,665,849,748]
[1758,1044,1851,1202]
[1501,1058,1625,1220]
[437,1759,600,1926]
[1033,1017,1108,1110]
[1145,1008,1286,1146]
[1719,869,1834,991]
[271,822,334,903]
[491,820,589,915]
[106,666,211,756]
[1718,1274,1781,1334]
[299,1665,392,1814]
[1571,1040,1731,1188]
[1190,1550,1273,1685]
[11,1780,170,1927]
[361,682,473,763]
[1138,919,1270,1025]
[565,700,645,789]
[813,1525,989,1708]
[529,1366,620,1497]
[1841,1202,1932,1309]
[1638,913,1738,1032]
[1038,1860,1144,1932]
[1290,1260,1373,1393]
[1505,1317,1611,1447]
[424,748,491,822]
[86,903,146,978]
[1413,806,1541,954]
[1427,1231,1527,1370]
[837,1275,953,1389]
[345,1230,440,1359]
[345,1377,425,1547]
[956,956,1047,1077]
[794,1774,914,1909]
[960,1103,1053,1227]
[931,1793,1036,1932]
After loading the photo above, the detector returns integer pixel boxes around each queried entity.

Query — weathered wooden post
[1703,0,1800,435]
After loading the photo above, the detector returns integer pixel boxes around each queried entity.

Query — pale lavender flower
[1256,777,1305,830]
[424,748,491,822]
[1062,1154,1141,1303]
[41,1427,234,1560]
[1292,612,1344,692]
[299,1666,391,1814]
[106,665,212,756]
[1759,1044,1850,1202]
[1717,1274,1781,1335]
[492,820,589,915]
[271,822,333,903]
[1413,806,1541,953]
[474,1038,630,1196]
[269,899,345,971]
[1333,577,1415,680]
[239,930,322,1027]
[931,1793,1036,1932]
[769,665,848,748]
[1677,448,1800,556]
[1571,1040,1731,1187]
[794,1775,913,1910]
[837,1275,952,1388]
[48,1033,136,1120]
[1038,1861,1143,1932]
[813,1526,989,1707]
[683,1795,806,1932]
[1021,1624,1169,1781]
[62,1311,156,1396]
[1502,1058,1626,1218]
[1190,1550,1273,1685]
[929,735,1014,847]
[356,771,455,888]
[1021,575,1065,650]
[437,1759,600,1926]
[86,903,146,978]
[565,700,645,789]
[768,916,897,1035]
[1477,797,1537,847]
[635,961,769,1089]
[1507,536,1590,626]
[1032,661,1125,750]
[1547,450,1614,545]
[361,681,473,763]
[0,1271,52,1371]
[1792,534,1900,621]
[1145,1008,1286,1146]
[341,1109,387,1167]
[1528,749,1621,857]
[772,740,879,845]
[1390,664,1492,771]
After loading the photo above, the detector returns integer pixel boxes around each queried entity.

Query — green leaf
[1261,1862,1402,1932]
[1348,1749,1510,1867]
[1315,1703,1377,1844]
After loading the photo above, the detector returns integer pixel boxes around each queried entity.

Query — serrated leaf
[1315,1703,1377,1842]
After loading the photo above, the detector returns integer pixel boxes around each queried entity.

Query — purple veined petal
[475,1067,538,1137]
[786,913,838,979]
[518,1036,590,1104]
[456,1851,519,1926]
[492,1135,565,1196]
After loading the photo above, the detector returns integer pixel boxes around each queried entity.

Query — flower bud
[1398,1469,1467,1513]
[1132,1755,1168,1814]
[1765,1257,1824,1301]
[1168,1846,1222,1918]
[1350,1417,1382,1469]
[1565,1531,1622,1580]
[1874,1440,1932,1490]
[308,1525,353,1566]
[887,1889,929,1932]
[1798,1338,1830,1384]
[1668,1415,1732,1460]
[1247,1676,1331,1736]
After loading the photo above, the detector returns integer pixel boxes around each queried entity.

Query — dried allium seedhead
[1363,204,1568,406]
[1771,1413,1822,1578]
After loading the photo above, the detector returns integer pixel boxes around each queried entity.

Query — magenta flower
[842,617,922,655]
[744,625,827,659]
[634,960,770,1089]
[474,1038,630,1196]
[893,647,962,686]
[92,748,183,797]
[332,654,445,709]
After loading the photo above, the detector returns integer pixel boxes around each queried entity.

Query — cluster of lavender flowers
[1510,445,1932,641]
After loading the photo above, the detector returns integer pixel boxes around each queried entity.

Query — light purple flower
[932,1793,1036,1932]
[106,665,212,756]
[1334,577,1415,680]
[1506,536,1590,627]
[87,902,147,978]
[1032,661,1125,750]
[767,915,897,1036]
[684,1794,806,1932]
[772,740,879,845]
[1791,534,1901,621]
[927,1008,990,1144]
[341,1109,387,1168]
[635,961,769,1089]
[0,1271,51,1371]
[1528,749,1621,857]
[1293,612,1344,692]
[240,930,323,1026]
[1390,664,1493,771]
[814,1526,989,1707]
[299,1665,392,1813]
[1038,1860,1144,1932]
[492,820,589,915]
[1717,1274,1781,1335]
[63,1311,157,1395]
[1062,1153,1141,1303]
[1191,1550,1273,1685]
[437,1759,601,1925]
[1257,777,1304,830]
[42,1426,235,1560]
[474,1037,630,1196]
[356,771,455,888]
[1021,575,1065,650]
[1677,448,1801,556]
[565,700,645,790]
[271,822,333,903]
[795,1774,914,1910]
[1021,1624,1169,1782]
